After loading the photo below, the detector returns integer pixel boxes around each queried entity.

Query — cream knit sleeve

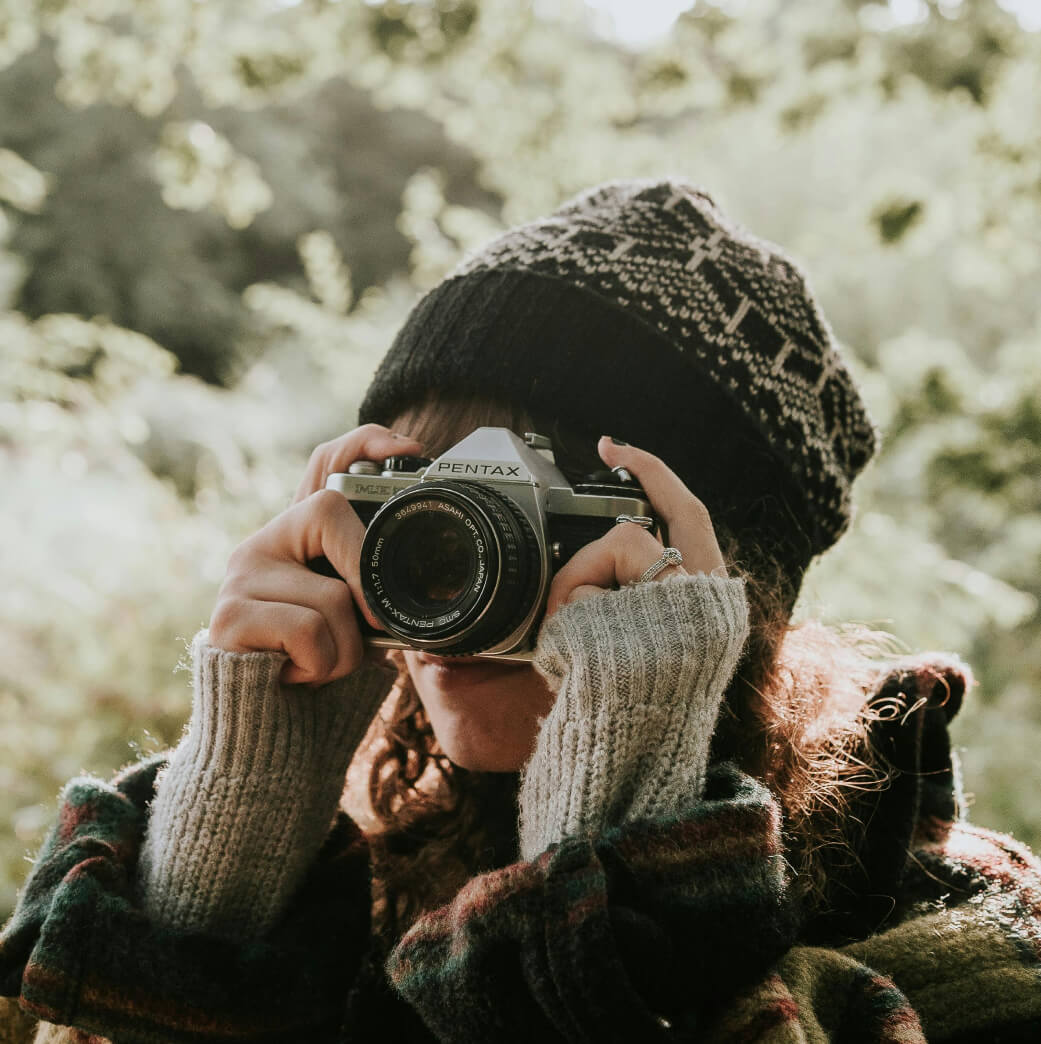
[136,631,395,941]
[518,572,749,862]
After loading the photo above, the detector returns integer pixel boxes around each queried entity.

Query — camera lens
[391,512,475,607]
[360,481,540,655]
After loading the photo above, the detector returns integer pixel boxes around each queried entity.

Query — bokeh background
[2,0,1041,921]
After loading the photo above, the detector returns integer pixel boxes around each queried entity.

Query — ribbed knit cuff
[137,631,395,940]
[518,573,749,861]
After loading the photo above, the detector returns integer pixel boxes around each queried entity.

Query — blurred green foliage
[1,0,1040,919]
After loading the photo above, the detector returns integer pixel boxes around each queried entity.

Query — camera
[321,427,656,661]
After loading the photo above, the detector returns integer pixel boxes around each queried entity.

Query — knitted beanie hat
[359,178,879,604]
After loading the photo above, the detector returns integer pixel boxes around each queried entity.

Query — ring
[615,514,655,530]
[639,546,684,583]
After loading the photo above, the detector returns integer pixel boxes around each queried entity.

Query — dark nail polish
[610,437,628,446]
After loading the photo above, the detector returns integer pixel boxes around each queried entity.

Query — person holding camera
[4,179,1041,1042]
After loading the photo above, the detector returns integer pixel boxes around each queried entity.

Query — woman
[3,179,1040,1042]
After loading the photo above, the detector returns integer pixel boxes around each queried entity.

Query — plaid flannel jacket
[2,656,1041,1043]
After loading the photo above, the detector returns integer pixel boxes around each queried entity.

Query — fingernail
[609,437,628,446]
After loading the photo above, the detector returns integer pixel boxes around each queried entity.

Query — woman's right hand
[208,424,425,685]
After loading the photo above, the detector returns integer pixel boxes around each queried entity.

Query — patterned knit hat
[359,178,879,602]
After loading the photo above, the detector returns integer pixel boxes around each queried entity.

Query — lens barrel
[360,481,540,655]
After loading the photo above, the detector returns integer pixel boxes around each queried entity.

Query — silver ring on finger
[615,514,655,530]
[639,546,684,583]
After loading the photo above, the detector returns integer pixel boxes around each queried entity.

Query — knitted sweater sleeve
[0,639,402,1043]
[137,630,393,940]
[518,572,750,860]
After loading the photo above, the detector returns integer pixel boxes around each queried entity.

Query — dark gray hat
[359,178,879,602]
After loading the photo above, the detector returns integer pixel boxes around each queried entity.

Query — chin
[431,716,535,772]
[442,744,528,773]
[402,650,554,773]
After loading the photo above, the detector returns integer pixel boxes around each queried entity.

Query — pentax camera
[321,427,657,660]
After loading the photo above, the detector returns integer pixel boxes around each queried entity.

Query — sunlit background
[2,0,1041,920]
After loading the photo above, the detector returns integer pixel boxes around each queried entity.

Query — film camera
[320,427,657,660]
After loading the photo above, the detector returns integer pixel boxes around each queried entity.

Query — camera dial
[381,455,433,473]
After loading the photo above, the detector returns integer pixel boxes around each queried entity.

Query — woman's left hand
[544,436,727,619]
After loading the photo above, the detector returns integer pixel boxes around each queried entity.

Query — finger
[597,436,726,577]
[276,601,364,685]
[230,561,366,678]
[565,583,611,605]
[210,598,346,685]
[293,424,425,504]
[249,489,382,631]
[546,524,681,616]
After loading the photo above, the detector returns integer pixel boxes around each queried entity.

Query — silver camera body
[323,427,655,661]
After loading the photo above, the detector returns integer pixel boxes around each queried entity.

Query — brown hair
[359,396,897,944]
